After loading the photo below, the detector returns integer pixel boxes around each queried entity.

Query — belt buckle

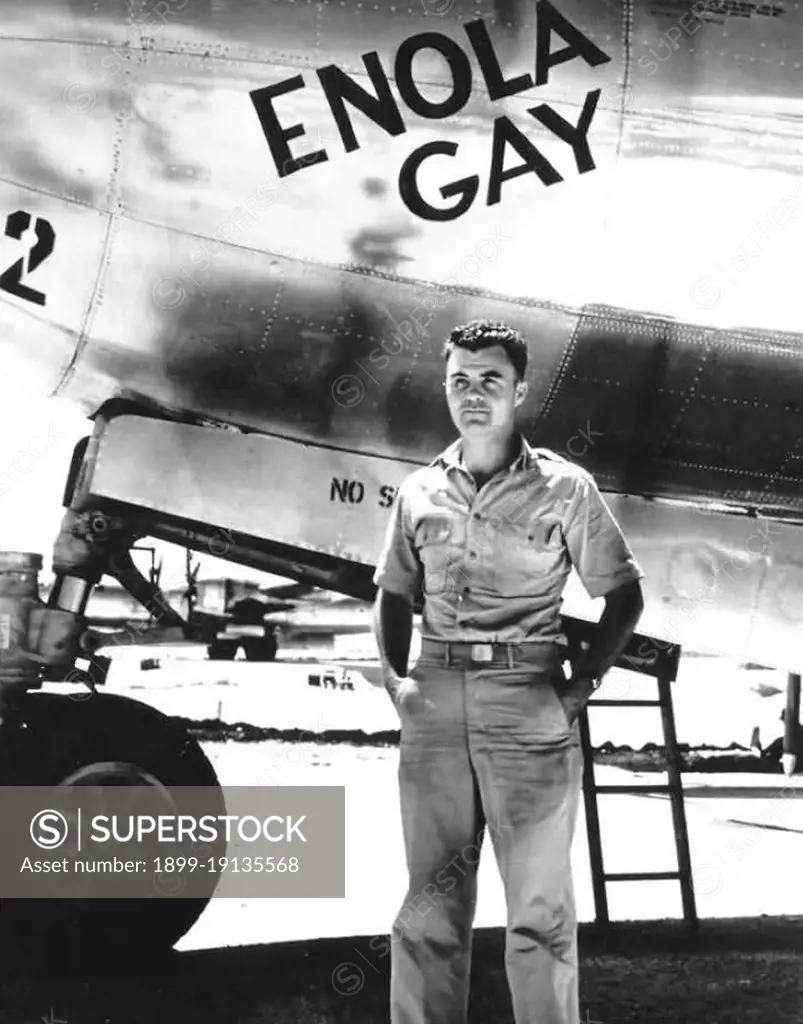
[470,643,494,663]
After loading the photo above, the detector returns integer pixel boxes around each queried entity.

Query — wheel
[207,638,238,660]
[243,635,278,662]
[0,692,225,965]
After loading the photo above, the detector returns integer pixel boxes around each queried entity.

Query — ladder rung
[589,699,662,707]
[604,871,681,882]
[595,784,675,795]
[575,623,698,930]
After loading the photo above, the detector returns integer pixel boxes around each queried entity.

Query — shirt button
[468,551,477,559]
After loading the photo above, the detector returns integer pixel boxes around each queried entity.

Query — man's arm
[563,579,644,720]
[372,588,415,699]
[560,469,646,723]
[371,478,422,704]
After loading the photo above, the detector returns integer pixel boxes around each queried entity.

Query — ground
[15,650,800,1022]
[2,918,801,1023]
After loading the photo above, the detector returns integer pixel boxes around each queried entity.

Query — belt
[419,638,560,668]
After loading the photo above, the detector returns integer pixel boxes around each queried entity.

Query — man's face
[444,344,527,439]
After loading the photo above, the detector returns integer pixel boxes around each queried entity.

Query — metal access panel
[75,413,414,568]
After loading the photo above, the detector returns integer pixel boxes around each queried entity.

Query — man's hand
[385,673,433,716]
[558,579,644,725]
[559,670,596,726]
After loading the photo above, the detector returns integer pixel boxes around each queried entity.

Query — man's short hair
[442,319,528,381]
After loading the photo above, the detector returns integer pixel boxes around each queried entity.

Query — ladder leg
[657,672,698,930]
[783,672,801,777]
[579,707,609,927]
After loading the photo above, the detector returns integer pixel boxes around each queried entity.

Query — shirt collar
[430,434,535,475]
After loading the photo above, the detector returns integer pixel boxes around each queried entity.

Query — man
[372,319,644,1024]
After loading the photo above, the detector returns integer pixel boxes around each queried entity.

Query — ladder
[561,615,698,929]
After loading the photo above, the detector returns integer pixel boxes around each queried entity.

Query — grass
[1,917,801,1023]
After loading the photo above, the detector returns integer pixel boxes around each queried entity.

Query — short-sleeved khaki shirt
[373,435,643,643]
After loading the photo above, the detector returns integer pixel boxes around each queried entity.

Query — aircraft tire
[0,691,225,969]
[243,636,278,662]
[207,638,238,660]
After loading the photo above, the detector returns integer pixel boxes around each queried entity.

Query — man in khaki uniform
[372,319,644,1024]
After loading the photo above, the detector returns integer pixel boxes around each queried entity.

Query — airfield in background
[42,643,803,951]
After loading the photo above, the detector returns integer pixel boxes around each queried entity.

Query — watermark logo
[688,183,803,310]
[421,0,454,13]
[331,374,366,409]
[331,961,366,995]
[689,273,724,309]
[30,810,69,850]
[152,277,187,310]
[63,81,96,113]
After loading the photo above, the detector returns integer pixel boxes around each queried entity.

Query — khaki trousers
[390,643,583,1024]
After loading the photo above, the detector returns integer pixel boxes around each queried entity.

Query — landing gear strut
[0,514,226,960]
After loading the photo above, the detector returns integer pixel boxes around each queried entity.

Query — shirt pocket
[415,512,463,596]
[490,515,566,597]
